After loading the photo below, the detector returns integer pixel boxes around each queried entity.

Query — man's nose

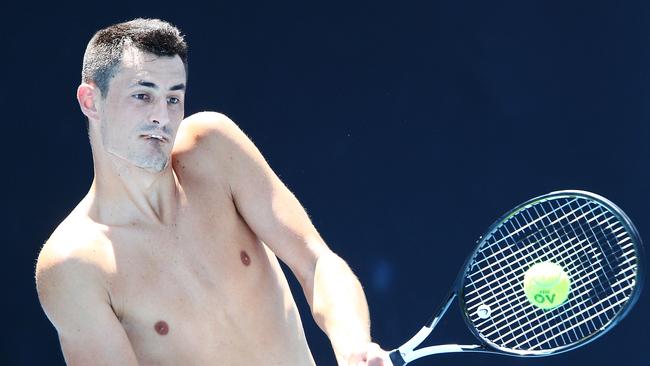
[150,99,170,126]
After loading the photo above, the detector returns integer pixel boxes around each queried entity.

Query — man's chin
[107,149,169,173]
[137,158,169,173]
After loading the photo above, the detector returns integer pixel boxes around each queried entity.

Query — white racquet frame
[388,190,644,366]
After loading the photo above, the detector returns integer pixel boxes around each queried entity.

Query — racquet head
[458,190,644,356]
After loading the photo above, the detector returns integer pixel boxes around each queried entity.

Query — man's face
[97,47,186,173]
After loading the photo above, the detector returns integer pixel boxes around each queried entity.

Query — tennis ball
[523,262,571,310]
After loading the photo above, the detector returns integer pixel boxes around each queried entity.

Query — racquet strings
[461,195,640,353]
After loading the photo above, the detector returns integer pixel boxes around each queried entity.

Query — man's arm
[187,112,388,365]
[35,242,139,366]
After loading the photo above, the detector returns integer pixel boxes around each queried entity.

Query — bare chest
[103,199,309,365]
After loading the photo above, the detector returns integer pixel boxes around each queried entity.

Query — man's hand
[343,342,393,366]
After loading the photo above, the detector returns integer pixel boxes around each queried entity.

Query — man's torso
[46,118,316,365]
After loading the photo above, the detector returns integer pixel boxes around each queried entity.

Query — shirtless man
[35,18,390,366]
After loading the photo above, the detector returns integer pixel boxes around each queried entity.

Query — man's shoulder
[175,111,242,149]
[35,218,115,330]
[36,219,114,300]
[173,111,251,181]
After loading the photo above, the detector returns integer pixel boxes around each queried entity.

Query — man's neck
[87,151,181,227]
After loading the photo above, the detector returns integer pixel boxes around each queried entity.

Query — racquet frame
[389,190,645,366]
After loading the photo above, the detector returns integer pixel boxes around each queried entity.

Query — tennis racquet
[388,190,644,365]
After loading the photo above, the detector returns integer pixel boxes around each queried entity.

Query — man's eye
[133,94,150,101]
[168,97,181,105]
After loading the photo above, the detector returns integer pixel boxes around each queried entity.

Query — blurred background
[2,0,649,365]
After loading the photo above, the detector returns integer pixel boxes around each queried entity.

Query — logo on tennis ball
[523,262,571,310]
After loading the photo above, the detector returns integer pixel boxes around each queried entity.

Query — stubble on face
[126,142,169,173]
[97,47,186,174]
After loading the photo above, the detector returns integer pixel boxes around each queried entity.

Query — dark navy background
[2,1,649,365]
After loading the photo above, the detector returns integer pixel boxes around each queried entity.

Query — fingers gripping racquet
[389,190,644,366]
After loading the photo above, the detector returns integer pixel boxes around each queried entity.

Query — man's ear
[77,83,101,120]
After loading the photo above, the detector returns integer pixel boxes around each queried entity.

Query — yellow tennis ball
[523,262,571,310]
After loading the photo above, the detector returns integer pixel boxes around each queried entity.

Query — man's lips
[140,133,170,143]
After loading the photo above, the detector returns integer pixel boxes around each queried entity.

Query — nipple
[154,320,169,335]
[240,250,251,266]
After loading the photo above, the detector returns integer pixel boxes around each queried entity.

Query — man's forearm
[310,251,373,364]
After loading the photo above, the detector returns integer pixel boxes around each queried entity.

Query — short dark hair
[81,18,188,97]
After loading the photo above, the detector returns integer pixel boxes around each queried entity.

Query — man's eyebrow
[130,80,185,91]
[131,80,158,89]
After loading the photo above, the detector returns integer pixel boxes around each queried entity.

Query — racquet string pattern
[461,196,639,353]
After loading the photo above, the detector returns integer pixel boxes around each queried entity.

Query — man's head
[82,18,187,98]
[78,19,188,173]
